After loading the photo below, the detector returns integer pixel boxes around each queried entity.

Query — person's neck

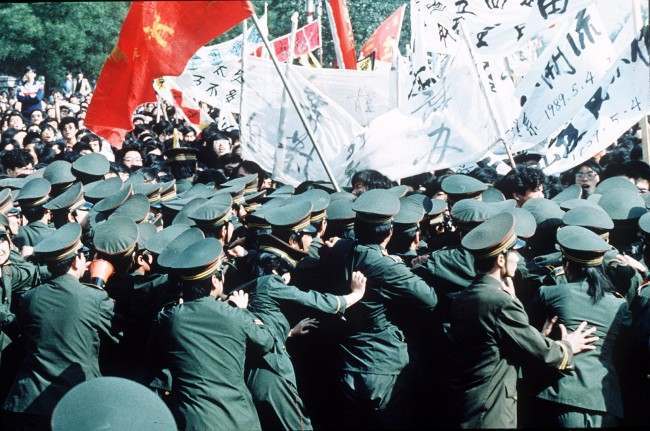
[66,269,81,280]
[485,269,504,285]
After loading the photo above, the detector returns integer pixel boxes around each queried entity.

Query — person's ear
[497,253,506,269]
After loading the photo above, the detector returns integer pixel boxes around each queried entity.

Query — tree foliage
[0,2,128,89]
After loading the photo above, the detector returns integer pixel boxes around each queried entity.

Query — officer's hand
[21,245,34,257]
[542,315,558,337]
[560,321,599,354]
[289,318,319,337]
[325,237,340,248]
[410,255,428,268]
[350,271,367,295]
[227,245,248,258]
[613,254,647,275]
[227,290,249,309]
[0,303,15,328]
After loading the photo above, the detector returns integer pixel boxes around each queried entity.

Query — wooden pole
[251,13,341,191]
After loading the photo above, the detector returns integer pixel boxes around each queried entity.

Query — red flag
[86,1,253,148]
[359,5,405,63]
[325,0,356,69]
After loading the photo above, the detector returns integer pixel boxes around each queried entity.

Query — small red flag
[325,0,357,70]
[359,5,405,63]
[86,1,253,148]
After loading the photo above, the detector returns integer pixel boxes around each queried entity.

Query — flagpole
[632,0,650,163]
[459,22,517,170]
[251,12,341,192]
[273,12,300,180]
[239,19,248,128]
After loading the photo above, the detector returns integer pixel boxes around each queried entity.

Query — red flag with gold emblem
[359,4,405,63]
[86,1,253,148]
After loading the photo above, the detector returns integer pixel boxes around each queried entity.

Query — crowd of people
[0,65,649,430]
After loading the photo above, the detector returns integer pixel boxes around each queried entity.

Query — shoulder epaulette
[387,254,403,264]
[612,291,624,299]
[81,282,104,291]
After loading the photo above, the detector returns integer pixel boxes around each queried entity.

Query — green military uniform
[14,178,55,249]
[150,236,274,431]
[42,160,76,197]
[447,213,573,428]
[246,201,350,430]
[531,226,631,427]
[2,223,116,426]
[325,189,437,428]
[71,153,110,185]
[441,174,487,206]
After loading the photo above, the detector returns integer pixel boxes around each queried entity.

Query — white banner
[240,57,364,186]
[508,4,615,151]
[540,25,650,175]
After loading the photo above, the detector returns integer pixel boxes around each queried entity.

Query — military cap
[461,212,517,259]
[559,198,599,211]
[164,146,198,162]
[0,212,9,230]
[246,208,271,231]
[450,199,516,225]
[352,189,400,224]
[15,178,51,209]
[51,376,176,431]
[43,182,85,212]
[441,174,487,198]
[164,238,224,281]
[43,160,77,191]
[161,195,198,215]
[222,174,258,194]
[550,184,583,204]
[643,192,650,209]
[258,233,308,268]
[639,212,650,235]
[134,182,162,205]
[327,199,356,223]
[243,190,266,212]
[84,177,123,204]
[595,176,639,195]
[598,189,646,221]
[329,191,356,202]
[394,198,425,234]
[182,183,217,200]
[72,153,110,179]
[157,227,205,270]
[33,223,82,262]
[172,197,208,226]
[93,215,139,256]
[142,225,190,255]
[404,193,447,216]
[112,194,151,223]
[556,225,610,266]
[265,200,316,234]
[522,198,565,225]
[216,183,245,205]
[511,207,536,239]
[93,184,133,214]
[188,196,232,228]
[136,222,157,247]
[388,185,409,198]
[563,206,614,233]
[294,189,330,223]
[481,186,506,202]
[0,189,13,214]
[0,177,28,190]
[159,180,177,202]
[513,152,542,165]
[266,185,295,200]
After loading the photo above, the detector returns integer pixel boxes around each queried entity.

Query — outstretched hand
[561,321,599,354]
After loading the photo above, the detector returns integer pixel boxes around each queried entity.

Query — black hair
[496,165,546,199]
[79,133,100,146]
[354,221,392,245]
[236,160,267,187]
[254,250,293,277]
[22,206,48,223]
[58,117,78,132]
[400,172,434,193]
[195,168,227,185]
[153,120,174,137]
[46,255,76,277]
[468,166,499,185]
[1,148,33,171]
[168,160,196,180]
[23,131,42,147]
[623,160,650,182]
[351,169,392,191]
[543,175,566,200]
[181,277,214,301]
[387,227,418,254]
[564,261,614,304]
[475,254,501,274]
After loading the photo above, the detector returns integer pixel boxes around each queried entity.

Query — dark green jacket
[334,242,437,375]
[1,257,41,352]
[150,296,274,431]
[246,274,346,384]
[3,274,116,417]
[535,281,630,417]
[447,275,571,429]
[14,221,55,248]
[307,236,323,260]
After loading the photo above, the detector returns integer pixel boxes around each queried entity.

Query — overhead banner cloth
[240,57,364,186]
[86,0,253,148]
[540,24,650,175]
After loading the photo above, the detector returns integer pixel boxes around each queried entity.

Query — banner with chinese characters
[539,25,650,175]
[254,20,321,62]
[240,57,364,186]
[507,4,615,152]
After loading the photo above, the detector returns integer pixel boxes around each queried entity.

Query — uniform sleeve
[8,259,41,298]
[496,295,572,371]
[237,308,274,355]
[273,278,348,315]
[95,292,120,344]
[381,259,438,312]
